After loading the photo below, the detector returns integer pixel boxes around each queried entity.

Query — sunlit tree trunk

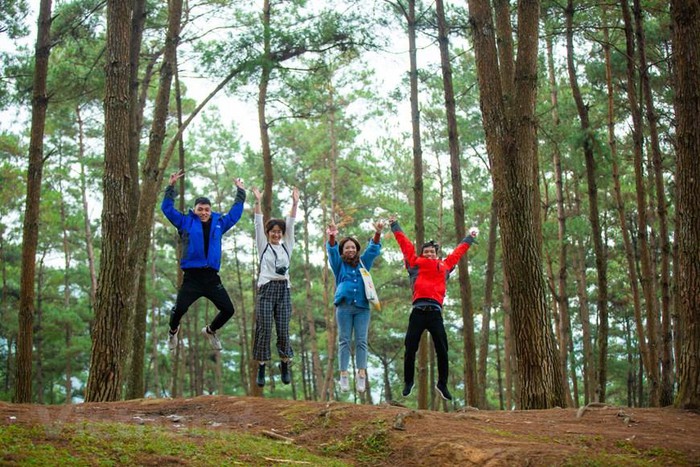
[671,0,700,410]
[14,0,52,404]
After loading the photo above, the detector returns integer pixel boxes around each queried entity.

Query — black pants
[404,305,449,386]
[169,269,235,332]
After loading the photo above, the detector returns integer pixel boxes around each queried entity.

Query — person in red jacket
[388,215,477,401]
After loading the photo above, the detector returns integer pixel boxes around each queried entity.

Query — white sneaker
[339,374,350,392]
[168,326,179,351]
[201,326,222,351]
[356,374,366,393]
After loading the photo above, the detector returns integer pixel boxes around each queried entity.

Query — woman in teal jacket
[161,169,246,352]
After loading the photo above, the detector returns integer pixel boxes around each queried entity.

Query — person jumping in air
[252,186,299,387]
[326,219,384,394]
[161,169,246,352]
[388,214,477,401]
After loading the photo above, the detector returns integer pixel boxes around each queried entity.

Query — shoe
[280,361,291,385]
[201,325,222,351]
[402,381,414,397]
[339,374,350,392]
[168,326,179,351]
[256,363,266,387]
[356,374,366,393]
[435,382,453,401]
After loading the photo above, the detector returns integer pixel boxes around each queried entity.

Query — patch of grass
[322,418,391,465]
[0,421,348,466]
[563,445,691,467]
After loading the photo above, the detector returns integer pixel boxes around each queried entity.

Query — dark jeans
[169,269,235,332]
[404,305,449,385]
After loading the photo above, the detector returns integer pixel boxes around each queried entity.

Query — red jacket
[392,227,471,306]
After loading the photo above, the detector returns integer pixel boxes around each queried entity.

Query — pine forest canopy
[0,0,698,411]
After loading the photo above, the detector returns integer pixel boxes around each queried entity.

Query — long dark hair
[338,237,361,267]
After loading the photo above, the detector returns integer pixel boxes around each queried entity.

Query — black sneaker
[435,382,452,401]
[256,363,266,387]
[280,361,291,385]
[402,381,414,397]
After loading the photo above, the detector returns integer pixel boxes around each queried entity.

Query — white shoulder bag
[359,260,381,311]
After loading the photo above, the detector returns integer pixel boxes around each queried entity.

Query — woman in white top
[252,186,299,388]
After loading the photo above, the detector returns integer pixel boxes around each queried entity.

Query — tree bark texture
[467,0,564,409]
[85,0,133,402]
[671,0,700,410]
[15,0,52,404]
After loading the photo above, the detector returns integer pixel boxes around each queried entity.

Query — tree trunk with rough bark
[671,0,700,410]
[467,0,564,409]
[14,0,53,404]
[85,0,133,402]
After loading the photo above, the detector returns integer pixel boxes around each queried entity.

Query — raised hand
[252,187,262,202]
[374,220,385,233]
[326,222,339,237]
[235,177,245,190]
[169,169,185,186]
[292,186,300,204]
[388,214,397,224]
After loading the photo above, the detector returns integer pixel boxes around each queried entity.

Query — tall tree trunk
[478,200,498,408]
[259,0,273,220]
[633,0,674,406]
[76,106,97,310]
[546,29,573,408]
[602,8,649,408]
[565,0,609,404]
[85,0,133,402]
[621,0,661,406]
[149,234,160,397]
[35,254,46,403]
[671,0,700,410]
[467,0,564,409]
[59,183,73,403]
[14,0,52,404]
[435,0,477,408]
[301,192,324,399]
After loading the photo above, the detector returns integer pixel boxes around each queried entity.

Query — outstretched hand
[252,187,262,202]
[388,214,397,224]
[374,220,385,233]
[292,186,300,205]
[326,222,339,237]
[235,177,245,190]
[169,169,185,186]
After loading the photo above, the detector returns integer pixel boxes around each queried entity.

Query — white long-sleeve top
[255,212,295,287]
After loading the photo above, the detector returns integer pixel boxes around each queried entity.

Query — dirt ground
[2,396,699,466]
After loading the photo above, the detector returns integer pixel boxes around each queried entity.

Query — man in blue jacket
[161,169,246,352]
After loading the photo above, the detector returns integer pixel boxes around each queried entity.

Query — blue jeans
[336,303,370,371]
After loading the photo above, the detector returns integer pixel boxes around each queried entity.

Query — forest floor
[2,395,700,466]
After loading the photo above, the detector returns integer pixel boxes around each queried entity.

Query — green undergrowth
[0,421,349,466]
[321,418,391,465]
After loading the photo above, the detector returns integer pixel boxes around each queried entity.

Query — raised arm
[221,177,246,232]
[443,226,478,269]
[389,215,418,267]
[289,186,299,218]
[161,169,186,228]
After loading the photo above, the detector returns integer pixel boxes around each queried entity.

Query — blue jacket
[161,185,245,271]
[327,239,381,309]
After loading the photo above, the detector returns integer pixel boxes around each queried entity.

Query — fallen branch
[261,430,295,444]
